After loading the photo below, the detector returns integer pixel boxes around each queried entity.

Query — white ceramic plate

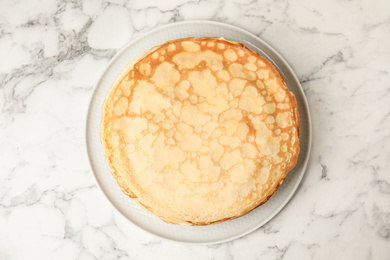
[86,21,311,245]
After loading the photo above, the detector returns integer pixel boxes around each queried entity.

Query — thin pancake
[101,37,300,225]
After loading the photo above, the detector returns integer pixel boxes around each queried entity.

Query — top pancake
[101,37,300,225]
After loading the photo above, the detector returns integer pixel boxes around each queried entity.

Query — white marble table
[1,0,389,259]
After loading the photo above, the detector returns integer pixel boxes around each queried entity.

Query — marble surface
[1,0,389,259]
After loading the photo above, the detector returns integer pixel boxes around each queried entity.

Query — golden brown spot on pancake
[284,152,292,161]
[218,43,225,49]
[292,127,297,134]
[274,91,286,102]
[217,70,230,81]
[277,103,289,110]
[203,51,223,71]
[229,63,256,80]
[173,52,202,69]
[173,50,223,71]
[239,86,264,114]
[256,80,264,89]
[257,167,269,184]
[265,78,280,94]
[166,130,174,137]
[237,49,244,57]
[139,63,151,75]
[248,56,256,63]
[257,69,269,80]
[129,81,170,114]
[114,97,128,116]
[244,63,257,72]
[276,112,292,128]
[291,136,296,145]
[189,94,198,104]
[168,44,176,52]
[119,79,133,97]
[110,135,120,149]
[207,42,215,47]
[258,60,266,67]
[252,118,274,155]
[264,103,275,114]
[224,49,238,62]
[152,52,158,59]
[188,69,218,105]
[266,116,275,124]
[152,62,180,97]
[182,41,200,52]
[162,119,174,130]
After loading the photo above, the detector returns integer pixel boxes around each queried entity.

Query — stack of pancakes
[101,37,300,225]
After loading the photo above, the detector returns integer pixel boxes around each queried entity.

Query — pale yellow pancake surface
[101,37,300,225]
